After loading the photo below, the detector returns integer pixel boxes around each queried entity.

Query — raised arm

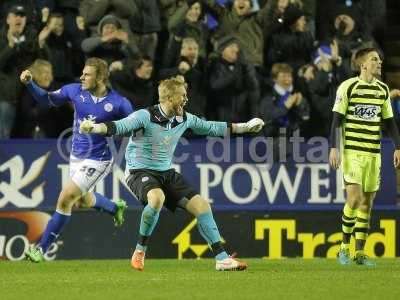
[187,113,264,136]
[188,114,228,136]
[80,109,150,136]
[20,70,70,106]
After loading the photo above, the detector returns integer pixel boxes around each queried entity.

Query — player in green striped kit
[329,48,400,266]
[81,75,264,271]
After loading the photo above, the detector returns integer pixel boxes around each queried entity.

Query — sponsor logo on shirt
[354,104,379,120]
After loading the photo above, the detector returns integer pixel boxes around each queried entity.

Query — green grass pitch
[1,259,400,300]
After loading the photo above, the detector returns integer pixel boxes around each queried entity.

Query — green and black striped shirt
[332,76,393,156]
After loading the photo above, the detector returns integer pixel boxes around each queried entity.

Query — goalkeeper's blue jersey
[49,83,133,160]
[114,105,228,171]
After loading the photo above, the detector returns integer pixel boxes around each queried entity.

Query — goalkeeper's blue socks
[135,204,160,252]
[93,192,117,215]
[197,211,229,260]
[38,211,71,252]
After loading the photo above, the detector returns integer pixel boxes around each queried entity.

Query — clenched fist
[80,119,95,133]
[79,119,107,135]
[20,70,33,84]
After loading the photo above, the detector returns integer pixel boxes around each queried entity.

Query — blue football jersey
[49,83,133,160]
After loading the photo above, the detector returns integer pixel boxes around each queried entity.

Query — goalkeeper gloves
[79,119,107,134]
[234,118,265,134]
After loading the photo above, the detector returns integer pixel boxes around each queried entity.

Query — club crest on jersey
[354,104,379,120]
[104,103,113,112]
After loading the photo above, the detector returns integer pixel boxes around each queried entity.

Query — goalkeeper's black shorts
[126,168,198,212]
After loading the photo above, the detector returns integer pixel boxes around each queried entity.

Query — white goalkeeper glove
[234,118,265,134]
[79,119,107,134]
[235,118,264,134]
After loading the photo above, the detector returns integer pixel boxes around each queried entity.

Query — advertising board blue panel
[0,137,397,211]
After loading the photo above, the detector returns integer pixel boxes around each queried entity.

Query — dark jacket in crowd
[299,67,338,137]
[260,87,310,137]
[0,26,41,104]
[208,54,260,122]
[128,0,162,34]
[110,69,156,109]
[42,31,86,83]
[159,37,208,117]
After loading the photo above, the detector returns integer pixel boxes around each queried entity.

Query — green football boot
[113,199,127,227]
[25,245,44,263]
[337,248,352,265]
[354,252,376,267]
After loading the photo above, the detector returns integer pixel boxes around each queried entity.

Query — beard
[174,104,184,116]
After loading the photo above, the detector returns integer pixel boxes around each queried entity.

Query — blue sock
[135,244,147,252]
[136,205,160,251]
[93,192,117,215]
[38,211,71,252]
[139,204,160,236]
[197,211,228,260]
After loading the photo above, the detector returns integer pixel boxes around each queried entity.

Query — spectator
[53,1,83,38]
[332,7,380,79]
[267,4,314,72]
[167,1,210,58]
[0,5,41,138]
[12,59,54,138]
[128,0,162,59]
[38,12,87,86]
[0,1,37,26]
[260,63,310,139]
[297,42,344,137]
[316,0,386,45]
[208,36,260,122]
[79,0,136,36]
[160,36,208,117]
[81,14,139,65]
[110,56,156,109]
[263,0,290,44]
[209,0,271,69]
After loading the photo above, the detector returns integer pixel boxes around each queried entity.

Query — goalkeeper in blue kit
[81,75,264,271]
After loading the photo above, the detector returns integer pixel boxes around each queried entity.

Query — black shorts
[126,168,198,212]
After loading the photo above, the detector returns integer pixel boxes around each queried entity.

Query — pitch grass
[1,259,400,300]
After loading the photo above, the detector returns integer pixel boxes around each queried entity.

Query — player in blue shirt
[81,75,264,271]
[20,57,134,263]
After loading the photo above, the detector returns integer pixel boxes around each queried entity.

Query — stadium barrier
[1,138,399,259]
[0,137,398,211]
[1,210,399,260]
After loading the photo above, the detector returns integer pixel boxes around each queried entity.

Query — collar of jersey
[158,104,174,120]
[357,76,377,85]
[90,94,107,104]
[148,105,187,127]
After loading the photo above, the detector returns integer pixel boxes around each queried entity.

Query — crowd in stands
[0,0,390,140]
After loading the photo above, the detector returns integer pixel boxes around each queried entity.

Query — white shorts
[69,155,113,193]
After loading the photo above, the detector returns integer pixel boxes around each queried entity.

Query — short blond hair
[29,59,53,86]
[85,57,109,85]
[158,75,187,102]
[29,59,52,76]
